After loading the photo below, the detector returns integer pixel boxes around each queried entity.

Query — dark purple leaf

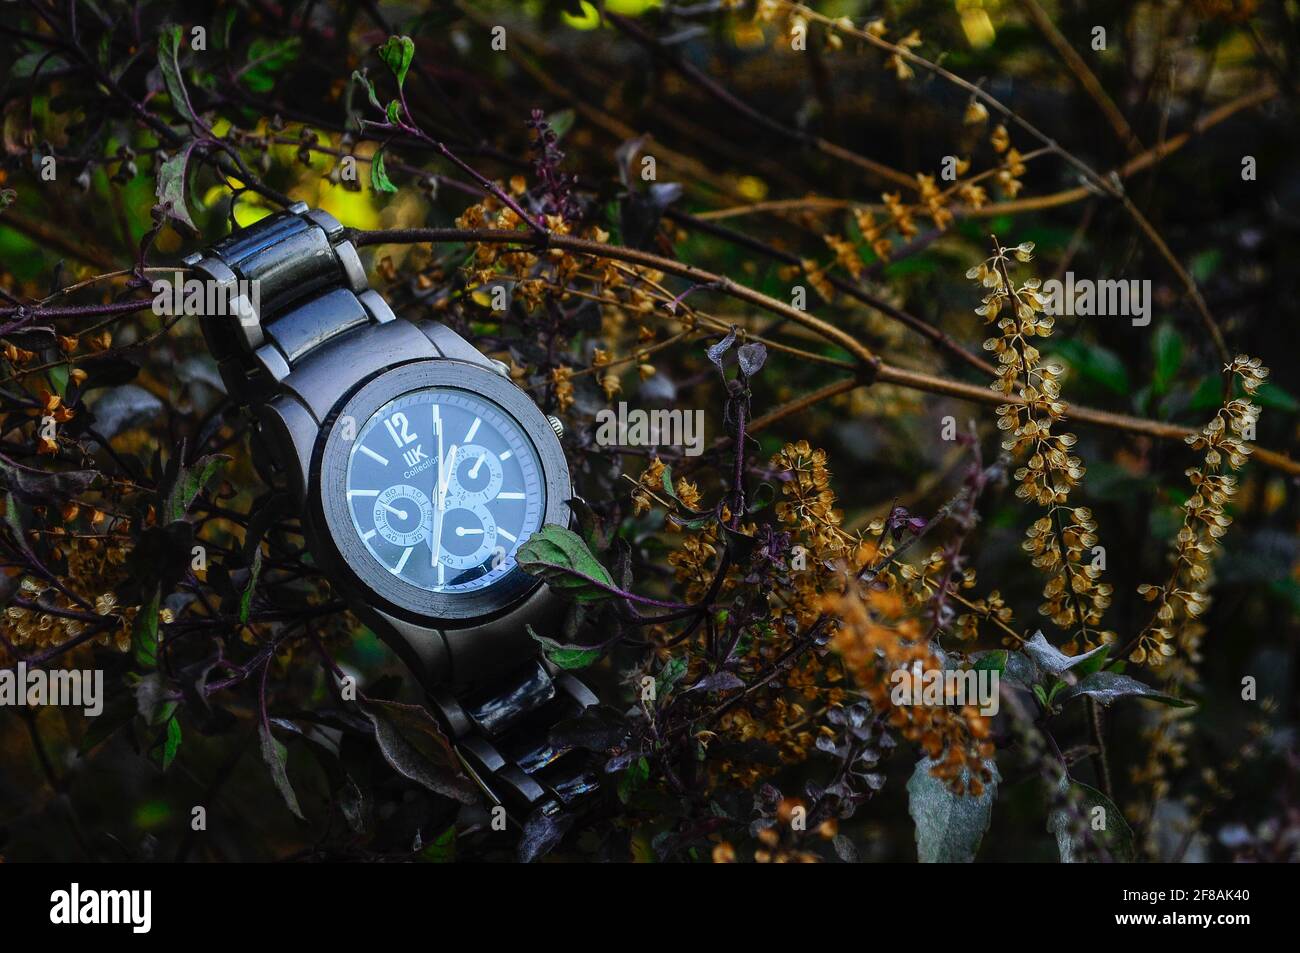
[548,705,630,752]
[155,140,199,231]
[706,328,736,369]
[687,671,745,694]
[87,384,164,439]
[0,455,96,504]
[833,834,859,863]
[518,805,575,863]
[737,341,767,378]
[360,699,479,804]
[259,716,306,820]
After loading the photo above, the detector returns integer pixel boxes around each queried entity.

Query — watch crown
[489,358,511,379]
[547,415,565,439]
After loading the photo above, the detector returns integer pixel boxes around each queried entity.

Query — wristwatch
[184,203,600,829]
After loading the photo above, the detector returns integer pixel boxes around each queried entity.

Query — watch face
[317,359,570,623]
[344,387,545,593]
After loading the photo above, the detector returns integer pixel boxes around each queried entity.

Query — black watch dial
[344,387,545,593]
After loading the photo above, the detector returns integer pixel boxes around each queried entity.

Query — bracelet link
[192,205,379,405]
[428,658,603,827]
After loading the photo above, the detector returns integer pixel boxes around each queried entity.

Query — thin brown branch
[351,226,1298,476]
[352,227,881,370]
[1018,0,1142,154]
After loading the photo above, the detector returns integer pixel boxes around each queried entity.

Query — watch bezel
[311,359,570,624]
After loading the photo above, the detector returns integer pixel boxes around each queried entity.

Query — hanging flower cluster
[1132,355,1269,664]
[969,239,1115,651]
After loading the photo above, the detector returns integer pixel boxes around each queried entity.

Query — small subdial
[446,444,503,505]
[437,504,498,571]
[373,484,433,547]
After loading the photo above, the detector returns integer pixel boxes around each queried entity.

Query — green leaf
[1051,339,1129,395]
[1045,679,1068,706]
[1059,671,1194,708]
[385,99,402,124]
[973,650,1007,674]
[1255,381,1299,413]
[548,646,601,669]
[1074,644,1111,677]
[242,37,300,94]
[1188,375,1224,413]
[10,51,71,79]
[155,142,198,231]
[351,69,383,111]
[48,363,69,398]
[157,25,198,126]
[370,147,397,193]
[132,586,161,668]
[907,756,999,863]
[163,452,227,523]
[156,699,178,726]
[1189,248,1222,283]
[656,656,688,699]
[132,672,169,725]
[617,756,650,804]
[1032,684,1049,709]
[259,718,305,819]
[516,524,620,603]
[160,716,182,771]
[219,8,237,51]
[660,464,677,502]
[360,699,478,803]
[1152,323,1183,395]
[238,545,262,624]
[1048,778,1136,862]
[883,256,938,278]
[378,35,415,89]
[418,825,457,863]
[547,108,576,140]
[528,625,602,670]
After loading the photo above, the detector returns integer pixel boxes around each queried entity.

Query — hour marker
[359,446,388,465]
[437,563,445,585]
[497,491,525,500]
[464,417,481,442]
[393,547,413,574]
[361,529,377,541]
[498,450,512,461]
[348,489,380,498]
[498,528,518,543]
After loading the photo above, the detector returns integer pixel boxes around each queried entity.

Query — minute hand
[430,443,458,570]
[430,405,443,568]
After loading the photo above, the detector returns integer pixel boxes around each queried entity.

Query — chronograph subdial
[436,504,499,570]
[372,484,433,547]
[446,444,503,504]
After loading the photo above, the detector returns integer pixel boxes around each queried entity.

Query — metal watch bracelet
[187,204,603,827]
